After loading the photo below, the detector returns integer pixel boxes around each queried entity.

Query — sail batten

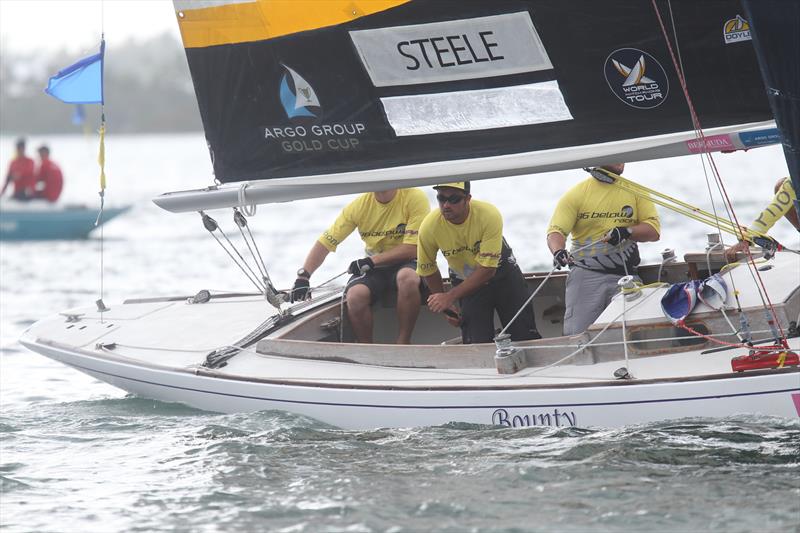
[166,0,777,211]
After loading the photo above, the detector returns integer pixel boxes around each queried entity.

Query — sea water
[1,134,798,532]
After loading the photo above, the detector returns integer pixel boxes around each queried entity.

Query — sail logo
[279,65,321,119]
[604,48,669,110]
[723,15,751,44]
[267,65,367,154]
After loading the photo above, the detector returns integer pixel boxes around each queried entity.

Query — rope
[519,285,665,377]
[650,0,787,346]
[497,240,596,337]
[677,320,784,351]
[200,212,266,293]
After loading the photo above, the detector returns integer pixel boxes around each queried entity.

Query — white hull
[19,251,800,430]
[20,337,800,430]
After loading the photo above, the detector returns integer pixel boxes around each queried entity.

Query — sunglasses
[436,194,466,205]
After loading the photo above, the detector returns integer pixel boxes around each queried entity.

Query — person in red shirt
[1,138,36,201]
[33,145,64,203]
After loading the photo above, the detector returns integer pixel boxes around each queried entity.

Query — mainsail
[157,0,777,212]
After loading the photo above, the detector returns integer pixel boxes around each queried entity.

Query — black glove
[348,257,375,275]
[552,248,571,269]
[752,235,779,259]
[291,277,310,302]
[605,226,632,246]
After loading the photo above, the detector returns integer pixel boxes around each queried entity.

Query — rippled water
[1,134,799,531]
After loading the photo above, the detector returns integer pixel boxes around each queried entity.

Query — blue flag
[45,41,104,104]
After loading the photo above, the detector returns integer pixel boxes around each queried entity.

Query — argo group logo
[279,65,321,119]
[604,48,669,109]
[723,14,751,44]
[266,64,367,155]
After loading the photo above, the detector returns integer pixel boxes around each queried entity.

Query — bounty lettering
[492,408,577,428]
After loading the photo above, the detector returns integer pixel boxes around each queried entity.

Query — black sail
[742,0,800,223]
[159,0,778,211]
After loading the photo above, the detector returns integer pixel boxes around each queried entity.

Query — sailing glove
[752,235,779,259]
[348,257,374,275]
[552,249,571,269]
[605,226,632,246]
[291,277,310,302]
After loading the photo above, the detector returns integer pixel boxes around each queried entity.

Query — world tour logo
[279,65,321,119]
[723,14,751,44]
[604,48,669,110]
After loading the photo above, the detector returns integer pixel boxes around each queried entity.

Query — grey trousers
[563,267,626,335]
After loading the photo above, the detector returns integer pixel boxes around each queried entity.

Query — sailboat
[19,0,799,430]
[0,201,130,240]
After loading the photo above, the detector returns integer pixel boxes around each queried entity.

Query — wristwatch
[297,268,311,279]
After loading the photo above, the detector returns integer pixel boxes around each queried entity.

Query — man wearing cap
[546,164,660,335]
[1,138,35,201]
[292,188,430,344]
[417,181,540,344]
[32,145,64,203]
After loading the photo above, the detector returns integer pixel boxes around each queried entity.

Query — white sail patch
[350,12,553,87]
[381,81,573,136]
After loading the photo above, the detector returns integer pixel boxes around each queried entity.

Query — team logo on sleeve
[604,48,669,109]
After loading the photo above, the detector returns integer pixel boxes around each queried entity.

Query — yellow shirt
[417,200,504,279]
[547,176,660,259]
[318,188,430,255]
[751,178,796,234]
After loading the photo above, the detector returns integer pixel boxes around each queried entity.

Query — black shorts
[452,263,541,344]
[346,261,419,304]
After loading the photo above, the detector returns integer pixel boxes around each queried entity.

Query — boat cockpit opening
[254,249,798,374]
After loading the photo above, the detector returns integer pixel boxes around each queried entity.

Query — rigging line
[212,220,268,292]
[705,245,744,340]
[238,210,271,284]
[497,240,596,338]
[233,209,270,283]
[651,0,786,343]
[666,0,728,251]
[518,286,666,377]
[206,229,266,293]
[666,0,685,81]
[312,271,348,290]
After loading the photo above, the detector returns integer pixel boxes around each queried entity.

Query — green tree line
[1,33,203,135]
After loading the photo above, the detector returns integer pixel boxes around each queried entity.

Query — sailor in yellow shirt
[292,188,430,344]
[417,182,540,344]
[726,177,799,258]
[546,164,661,335]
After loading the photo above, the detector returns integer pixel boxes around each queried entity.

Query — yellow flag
[98,122,106,191]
